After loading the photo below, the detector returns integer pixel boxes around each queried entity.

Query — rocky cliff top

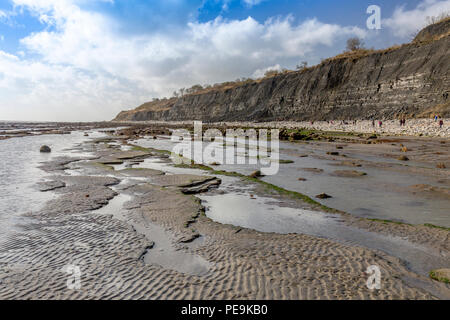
[414,16,450,43]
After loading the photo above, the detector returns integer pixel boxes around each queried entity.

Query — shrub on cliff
[346,37,365,51]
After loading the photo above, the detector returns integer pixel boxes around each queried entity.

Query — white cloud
[243,0,264,8]
[251,64,281,78]
[0,50,153,121]
[0,0,367,121]
[384,0,450,38]
[0,8,15,26]
[218,0,264,11]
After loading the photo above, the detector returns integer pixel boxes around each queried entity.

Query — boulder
[40,145,51,153]
[300,168,324,174]
[332,170,367,178]
[249,170,263,178]
[316,193,332,199]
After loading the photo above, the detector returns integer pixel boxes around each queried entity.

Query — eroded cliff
[114,20,450,122]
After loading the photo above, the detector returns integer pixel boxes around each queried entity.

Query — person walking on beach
[372,119,375,127]
[379,121,382,128]
[434,114,439,122]
[439,119,444,128]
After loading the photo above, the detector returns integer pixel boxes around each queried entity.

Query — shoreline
[110,118,450,138]
[1,119,448,141]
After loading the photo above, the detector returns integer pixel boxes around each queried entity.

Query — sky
[0,0,449,121]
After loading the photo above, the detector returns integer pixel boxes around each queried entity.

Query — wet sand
[0,127,448,300]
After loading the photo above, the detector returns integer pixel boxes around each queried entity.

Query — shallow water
[198,187,448,277]
[94,184,211,276]
[197,182,450,298]
[134,136,450,227]
[123,147,449,281]
[0,129,106,245]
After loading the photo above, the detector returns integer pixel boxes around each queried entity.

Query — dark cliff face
[114,22,450,122]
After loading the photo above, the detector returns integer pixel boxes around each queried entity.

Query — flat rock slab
[113,150,150,160]
[96,157,124,165]
[124,183,205,243]
[58,175,120,187]
[331,170,367,178]
[150,174,217,187]
[181,178,222,194]
[38,157,85,173]
[42,185,117,215]
[299,168,324,174]
[410,184,450,199]
[118,168,164,177]
[91,137,118,144]
[37,180,66,192]
[330,160,363,167]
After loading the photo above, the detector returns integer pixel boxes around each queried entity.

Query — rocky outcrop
[115,21,450,122]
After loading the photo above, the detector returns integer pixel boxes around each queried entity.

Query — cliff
[114,19,450,122]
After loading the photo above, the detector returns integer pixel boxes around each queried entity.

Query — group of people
[434,114,444,128]
[371,120,383,128]
[321,117,444,129]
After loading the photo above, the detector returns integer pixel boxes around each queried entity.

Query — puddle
[95,186,211,277]
[136,222,211,277]
[197,190,449,279]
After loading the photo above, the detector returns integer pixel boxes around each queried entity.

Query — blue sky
[0,0,449,121]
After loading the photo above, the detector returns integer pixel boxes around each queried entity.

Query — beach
[0,123,448,300]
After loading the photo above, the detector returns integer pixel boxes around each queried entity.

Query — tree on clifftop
[346,37,365,51]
